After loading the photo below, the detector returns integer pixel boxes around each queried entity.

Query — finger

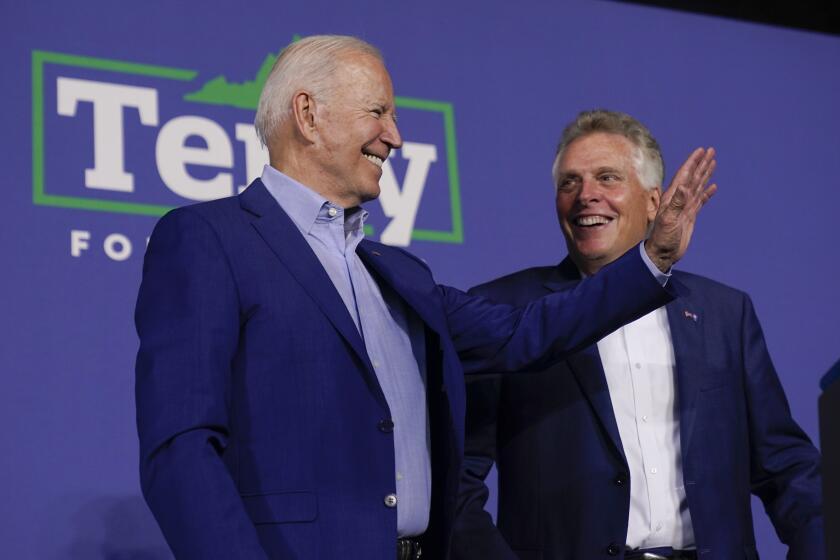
[668,180,688,211]
[690,148,715,191]
[703,158,717,184]
[669,147,705,191]
[659,183,674,207]
[688,159,716,212]
[684,153,716,214]
[701,183,718,204]
[689,181,718,215]
[662,147,713,218]
[695,159,716,194]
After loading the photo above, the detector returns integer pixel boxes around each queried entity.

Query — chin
[359,186,381,203]
[575,242,613,259]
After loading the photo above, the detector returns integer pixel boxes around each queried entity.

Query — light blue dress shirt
[260,165,431,536]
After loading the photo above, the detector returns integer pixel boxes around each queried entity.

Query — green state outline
[31,50,463,243]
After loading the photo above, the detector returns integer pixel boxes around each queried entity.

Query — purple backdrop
[2,1,839,557]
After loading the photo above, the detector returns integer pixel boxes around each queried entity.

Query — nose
[382,117,403,150]
[577,176,602,205]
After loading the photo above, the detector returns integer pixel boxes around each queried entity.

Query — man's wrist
[640,242,671,285]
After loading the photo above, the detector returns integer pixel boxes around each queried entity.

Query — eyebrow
[594,166,624,176]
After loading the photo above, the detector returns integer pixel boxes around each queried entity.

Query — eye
[599,173,620,183]
[557,177,579,192]
[370,107,384,118]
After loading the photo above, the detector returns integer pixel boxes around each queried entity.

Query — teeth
[576,215,611,226]
[364,153,384,168]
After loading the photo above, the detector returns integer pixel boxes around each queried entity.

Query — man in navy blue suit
[135,39,716,559]
[451,110,823,560]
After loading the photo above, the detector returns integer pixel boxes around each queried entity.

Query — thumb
[666,182,688,211]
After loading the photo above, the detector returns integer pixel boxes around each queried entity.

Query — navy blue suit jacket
[451,258,823,560]
[134,181,674,559]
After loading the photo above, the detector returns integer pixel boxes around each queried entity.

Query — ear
[290,90,318,143]
[647,186,662,223]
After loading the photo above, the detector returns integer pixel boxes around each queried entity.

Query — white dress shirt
[598,305,696,549]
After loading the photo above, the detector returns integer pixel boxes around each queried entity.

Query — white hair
[254,35,383,147]
[552,109,664,191]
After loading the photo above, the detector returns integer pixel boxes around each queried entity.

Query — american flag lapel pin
[683,310,699,322]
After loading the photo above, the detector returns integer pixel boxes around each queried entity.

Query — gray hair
[551,109,664,191]
[254,35,383,147]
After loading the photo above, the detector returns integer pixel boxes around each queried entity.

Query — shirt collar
[260,165,368,238]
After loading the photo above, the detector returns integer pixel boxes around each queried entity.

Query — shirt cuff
[639,242,671,286]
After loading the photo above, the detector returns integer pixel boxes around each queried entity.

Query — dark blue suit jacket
[134,180,674,559]
[451,258,823,560]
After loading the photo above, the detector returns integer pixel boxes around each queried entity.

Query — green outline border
[32,50,196,217]
[32,50,463,243]
[394,96,463,243]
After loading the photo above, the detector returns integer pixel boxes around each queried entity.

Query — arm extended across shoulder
[442,244,676,374]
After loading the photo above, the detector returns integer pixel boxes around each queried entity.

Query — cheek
[555,195,574,220]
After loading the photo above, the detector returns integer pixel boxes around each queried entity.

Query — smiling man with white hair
[136,42,716,559]
[453,109,824,560]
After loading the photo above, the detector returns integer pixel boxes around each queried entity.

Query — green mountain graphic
[183,35,300,110]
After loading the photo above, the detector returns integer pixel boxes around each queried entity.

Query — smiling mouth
[574,215,613,227]
[364,153,384,168]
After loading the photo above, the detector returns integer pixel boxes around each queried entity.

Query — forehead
[332,53,394,103]
[559,132,636,171]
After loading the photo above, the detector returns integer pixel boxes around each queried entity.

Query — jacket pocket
[240,491,318,525]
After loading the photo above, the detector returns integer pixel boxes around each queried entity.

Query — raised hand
[645,147,717,272]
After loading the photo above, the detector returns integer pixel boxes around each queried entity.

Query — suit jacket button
[606,543,621,556]
[384,493,398,508]
[614,473,627,486]
[378,419,394,433]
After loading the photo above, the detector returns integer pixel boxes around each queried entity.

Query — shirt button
[634,363,642,369]
[384,493,398,508]
[606,543,621,556]
[650,467,658,474]
[641,415,648,423]
[372,360,380,368]
[378,419,394,433]
[327,207,338,217]
[656,522,663,532]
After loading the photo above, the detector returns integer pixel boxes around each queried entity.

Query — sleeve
[134,208,269,559]
[451,375,519,559]
[442,245,675,374]
[742,295,824,560]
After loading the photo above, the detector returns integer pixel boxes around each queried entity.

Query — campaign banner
[2,1,839,557]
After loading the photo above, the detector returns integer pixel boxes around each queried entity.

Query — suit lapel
[239,181,380,393]
[356,241,464,415]
[567,347,626,462]
[545,258,626,462]
[357,241,450,338]
[665,276,703,454]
